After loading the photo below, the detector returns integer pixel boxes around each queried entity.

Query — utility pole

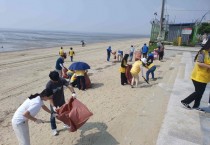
[157,0,165,41]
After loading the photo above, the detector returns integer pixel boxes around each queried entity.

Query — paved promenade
[157,46,210,145]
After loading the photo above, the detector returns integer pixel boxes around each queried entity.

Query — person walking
[181,39,210,111]
[46,71,76,136]
[55,53,66,77]
[59,47,64,56]
[130,58,143,88]
[119,54,129,85]
[12,89,55,145]
[158,43,164,61]
[129,45,135,62]
[69,47,75,62]
[107,46,112,61]
[141,43,149,58]
[141,58,156,82]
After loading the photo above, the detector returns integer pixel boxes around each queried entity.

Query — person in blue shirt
[55,53,66,77]
[107,46,112,61]
[141,43,149,58]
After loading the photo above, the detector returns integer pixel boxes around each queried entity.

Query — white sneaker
[63,124,70,129]
[52,129,58,136]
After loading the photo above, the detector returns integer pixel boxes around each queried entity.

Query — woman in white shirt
[12,89,55,145]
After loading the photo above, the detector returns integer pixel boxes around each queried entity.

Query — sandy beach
[0,38,180,145]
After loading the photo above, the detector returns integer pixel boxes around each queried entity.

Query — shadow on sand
[90,83,104,89]
[75,122,119,145]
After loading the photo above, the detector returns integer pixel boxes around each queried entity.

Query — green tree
[198,23,210,35]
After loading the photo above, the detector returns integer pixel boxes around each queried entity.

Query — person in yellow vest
[69,47,75,62]
[119,54,129,85]
[141,58,156,82]
[130,58,143,88]
[75,70,87,90]
[59,47,64,56]
[70,73,77,87]
[181,39,210,111]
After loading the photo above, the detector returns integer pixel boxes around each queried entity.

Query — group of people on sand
[111,43,157,88]
[12,46,86,145]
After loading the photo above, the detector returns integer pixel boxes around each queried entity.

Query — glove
[52,106,57,112]
[72,93,77,98]
[35,119,44,124]
[52,113,58,118]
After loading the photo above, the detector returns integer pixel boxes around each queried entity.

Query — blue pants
[107,53,111,61]
[129,52,133,61]
[146,66,156,81]
[50,105,57,130]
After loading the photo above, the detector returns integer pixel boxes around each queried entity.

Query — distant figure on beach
[119,54,129,85]
[59,47,64,56]
[81,40,86,47]
[55,52,66,77]
[107,46,112,61]
[46,71,76,136]
[158,43,164,61]
[12,89,55,145]
[141,43,149,58]
[181,39,210,111]
[117,50,123,61]
[69,47,75,62]
[130,58,143,88]
[141,58,156,82]
[129,45,135,62]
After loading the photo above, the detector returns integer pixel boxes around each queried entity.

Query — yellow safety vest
[130,60,142,75]
[191,50,210,83]
[147,63,154,69]
[59,49,64,56]
[119,60,127,73]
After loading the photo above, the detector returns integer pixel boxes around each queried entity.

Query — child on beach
[69,47,75,62]
[117,50,123,61]
[129,45,135,62]
[107,46,112,61]
[119,54,129,85]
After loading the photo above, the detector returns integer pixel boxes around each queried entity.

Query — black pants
[182,79,207,108]
[142,53,147,58]
[77,76,86,90]
[159,51,164,60]
[70,56,73,62]
[121,73,127,85]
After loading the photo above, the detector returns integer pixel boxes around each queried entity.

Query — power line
[167,9,210,12]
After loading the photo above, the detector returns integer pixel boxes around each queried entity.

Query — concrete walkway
[156,47,210,145]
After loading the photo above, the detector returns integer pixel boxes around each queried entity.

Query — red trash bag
[134,51,141,61]
[125,64,132,84]
[84,73,91,89]
[62,67,69,79]
[56,98,93,132]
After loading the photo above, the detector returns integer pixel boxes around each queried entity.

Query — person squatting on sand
[12,89,56,145]
[130,58,143,88]
[119,54,129,85]
[75,70,87,90]
[141,58,156,82]
[46,71,76,136]
[181,39,210,111]
[69,47,75,62]
[55,52,67,77]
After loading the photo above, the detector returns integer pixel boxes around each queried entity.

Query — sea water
[0,29,146,52]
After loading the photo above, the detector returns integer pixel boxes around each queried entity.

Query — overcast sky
[0,0,209,35]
